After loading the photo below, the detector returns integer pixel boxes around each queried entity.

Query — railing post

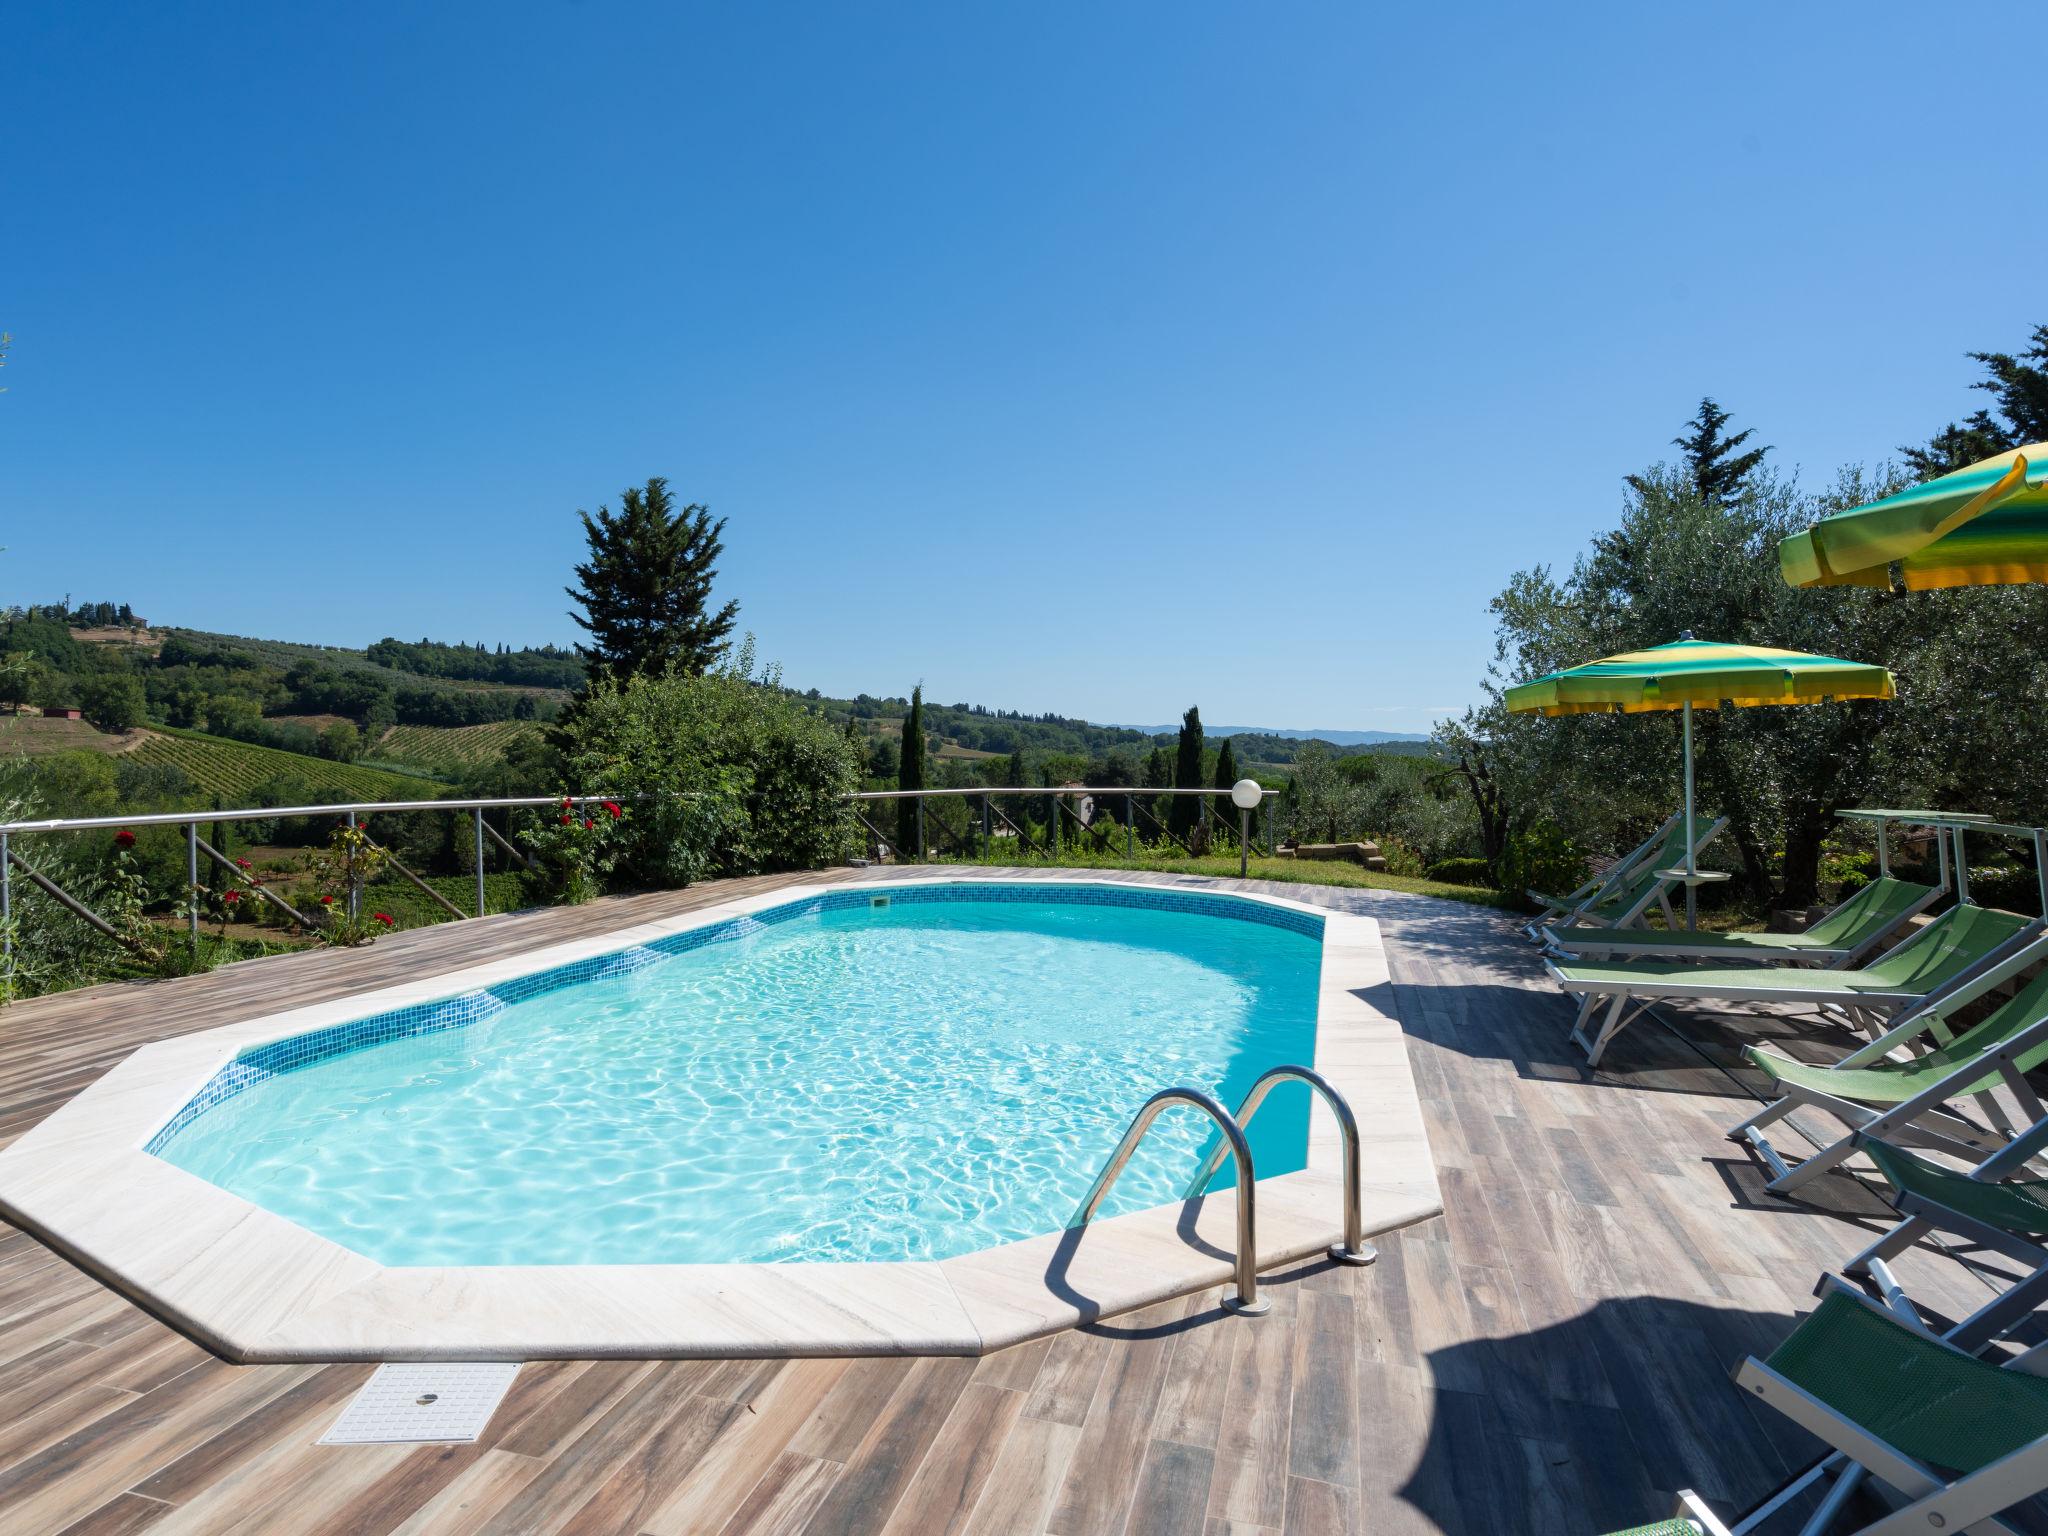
[981,794,991,861]
[345,810,359,921]
[185,823,199,950]
[915,796,926,863]
[1125,795,1134,860]
[1240,807,1251,878]
[1050,791,1060,864]
[473,808,487,917]
[1,831,11,972]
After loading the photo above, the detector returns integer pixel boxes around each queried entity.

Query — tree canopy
[1904,325,2048,477]
[566,477,739,689]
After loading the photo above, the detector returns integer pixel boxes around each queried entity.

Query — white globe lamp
[1229,779,1262,876]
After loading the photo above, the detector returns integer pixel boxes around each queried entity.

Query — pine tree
[1168,707,1204,839]
[565,477,739,689]
[896,686,928,856]
[1211,737,1239,826]
[1626,398,1769,505]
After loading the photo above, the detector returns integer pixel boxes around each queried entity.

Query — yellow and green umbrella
[1781,443,2048,590]
[1505,637,1896,919]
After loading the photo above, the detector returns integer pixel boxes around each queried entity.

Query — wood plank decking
[0,869,2031,1534]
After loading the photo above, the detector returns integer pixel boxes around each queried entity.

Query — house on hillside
[43,706,83,721]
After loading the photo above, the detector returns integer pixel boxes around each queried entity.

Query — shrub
[1496,821,1587,907]
[1424,856,1492,886]
[1375,836,1427,878]
[556,655,862,888]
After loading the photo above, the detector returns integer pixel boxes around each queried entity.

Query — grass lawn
[919,850,1523,910]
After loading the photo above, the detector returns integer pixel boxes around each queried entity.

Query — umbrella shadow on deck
[1393,1295,1848,1535]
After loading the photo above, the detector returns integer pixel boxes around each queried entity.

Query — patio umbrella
[1504,637,1897,923]
[1781,443,2048,590]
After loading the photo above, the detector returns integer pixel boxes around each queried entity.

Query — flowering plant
[310,821,392,946]
[519,796,623,906]
[103,828,167,964]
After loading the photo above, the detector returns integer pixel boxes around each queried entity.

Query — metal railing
[845,786,1279,875]
[0,782,1283,967]
[0,794,621,964]
[1073,1085,1271,1315]
[1185,1064,1376,1267]
[1072,1067,1370,1314]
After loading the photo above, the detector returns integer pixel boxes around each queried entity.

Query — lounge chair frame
[1637,1284,2048,1535]
[1521,812,1679,940]
[1544,868,1947,967]
[1551,907,2046,1068]
[1731,1285,2048,1535]
[1729,999,2048,1195]
[1843,1117,2048,1353]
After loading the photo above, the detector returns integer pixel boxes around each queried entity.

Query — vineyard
[373,721,542,773]
[126,729,441,805]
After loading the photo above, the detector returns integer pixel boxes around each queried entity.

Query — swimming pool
[150,884,1323,1267]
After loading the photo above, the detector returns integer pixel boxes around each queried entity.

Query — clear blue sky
[4,4,2040,734]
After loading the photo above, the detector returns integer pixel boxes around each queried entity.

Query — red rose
[373,912,393,926]
[560,813,572,825]
[561,797,572,809]
[234,857,251,869]
[113,828,136,849]
[223,890,240,904]
[583,819,594,830]
[603,801,621,818]
[319,895,333,906]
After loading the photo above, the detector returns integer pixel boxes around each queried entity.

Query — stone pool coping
[0,874,1442,1360]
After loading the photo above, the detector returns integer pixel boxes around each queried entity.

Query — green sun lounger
[1523,815,1726,941]
[1843,1133,2048,1356]
[1607,1287,2048,1535]
[1523,813,1681,939]
[1730,956,2048,1193]
[1546,876,1941,967]
[1549,904,2042,1067]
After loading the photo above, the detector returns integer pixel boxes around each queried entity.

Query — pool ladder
[1072,1065,1374,1317]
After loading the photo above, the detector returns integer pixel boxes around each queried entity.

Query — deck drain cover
[320,1362,520,1445]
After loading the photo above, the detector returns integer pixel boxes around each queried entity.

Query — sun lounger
[1521,814,1726,941]
[1606,1286,2048,1535]
[1522,813,1679,938]
[1548,904,2042,1067]
[1545,876,1942,966]
[1729,953,2048,1193]
[1842,1129,2048,1355]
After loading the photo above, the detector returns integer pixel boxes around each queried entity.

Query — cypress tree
[1168,706,1204,839]
[1211,737,1239,826]
[896,686,928,856]
[565,477,739,689]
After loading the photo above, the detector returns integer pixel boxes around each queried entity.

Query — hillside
[2,608,1439,798]
[374,721,544,774]
[126,728,442,804]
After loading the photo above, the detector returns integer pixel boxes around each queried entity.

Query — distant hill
[1106,723,1430,746]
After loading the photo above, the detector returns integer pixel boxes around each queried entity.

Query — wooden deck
[0,869,2032,1534]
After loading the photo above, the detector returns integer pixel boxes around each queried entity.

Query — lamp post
[1231,779,1262,878]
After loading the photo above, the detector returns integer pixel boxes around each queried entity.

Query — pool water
[155,891,1322,1266]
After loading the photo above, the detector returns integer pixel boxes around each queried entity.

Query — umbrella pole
[1682,699,1697,931]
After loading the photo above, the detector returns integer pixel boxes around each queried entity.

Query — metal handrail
[0,793,623,836]
[1184,1065,1376,1267]
[1073,1086,1270,1316]
[0,793,632,961]
[846,787,1277,800]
